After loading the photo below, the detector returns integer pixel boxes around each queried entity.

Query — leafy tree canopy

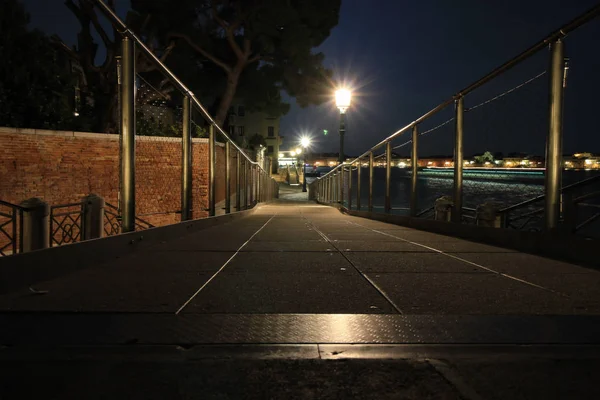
[130,0,341,127]
[0,0,88,130]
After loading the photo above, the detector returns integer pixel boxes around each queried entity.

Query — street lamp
[300,137,312,192]
[335,89,352,164]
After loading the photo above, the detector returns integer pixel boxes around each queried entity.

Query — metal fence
[313,4,600,239]
[0,1,279,257]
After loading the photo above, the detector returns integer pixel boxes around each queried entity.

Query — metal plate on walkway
[2,313,600,345]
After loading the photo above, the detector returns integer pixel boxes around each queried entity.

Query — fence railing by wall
[0,0,280,257]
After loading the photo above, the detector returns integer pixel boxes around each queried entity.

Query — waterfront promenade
[1,186,600,398]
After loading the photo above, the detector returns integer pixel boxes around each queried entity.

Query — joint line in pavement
[344,220,567,297]
[303,217,404,314]
[175,214,277,315]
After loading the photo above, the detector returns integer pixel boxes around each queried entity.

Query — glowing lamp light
[295,148,302,155]
[290,151,296,156]
[300,137,311,148]
[278,153,284,158]
[335,89,352,113]
[585,159,593,165]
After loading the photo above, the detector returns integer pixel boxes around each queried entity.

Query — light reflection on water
[311,168,600,213]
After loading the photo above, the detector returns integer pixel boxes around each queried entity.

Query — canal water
[310,168,600,214]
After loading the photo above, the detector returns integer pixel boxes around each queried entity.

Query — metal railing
[50,202,84,246]
[92,0,278,232]
[0,200,23,256]
[312,4,600,235]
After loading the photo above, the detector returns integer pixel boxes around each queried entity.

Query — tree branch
[161,41,176,62]
[168,33,232,73]
[248,54,261,64]
[210,0,245,60]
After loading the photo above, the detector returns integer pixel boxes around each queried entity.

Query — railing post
[225,141,231,214]
[209,125,216,216]
[356,159,362,211]
[20,198,49,252]
[545,39,565,230]
[236,151,241,211]
[120,36,136,232]
[332,173,337,203]
[348,163,353,210]
[181,96,192,221]
[339,166,343,204]
[385,142,392,213]
[410,124,419,217]
[252,165,257,204]
[453,97,464,223]
[369,151,374,212]
[243,159,248,210]
[82,194,105,240]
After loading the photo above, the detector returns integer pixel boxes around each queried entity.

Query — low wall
[0,127,241,247]
[341,206,599,269]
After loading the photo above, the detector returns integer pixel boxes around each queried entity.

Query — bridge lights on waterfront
[335,89,352,164]
[300,136,312,192]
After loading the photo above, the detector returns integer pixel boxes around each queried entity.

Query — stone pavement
[1,200,600,399]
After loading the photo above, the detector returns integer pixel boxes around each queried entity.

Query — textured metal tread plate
[2,313,600,345]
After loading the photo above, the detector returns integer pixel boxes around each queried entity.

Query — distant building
[228,104,283,174]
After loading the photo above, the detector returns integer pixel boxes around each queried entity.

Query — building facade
[228,105,283,174]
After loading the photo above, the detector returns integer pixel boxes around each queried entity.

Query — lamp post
[300,137,311,192]
[335,89,351,165]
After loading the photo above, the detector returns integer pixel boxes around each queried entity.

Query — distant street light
[335,89,352,164]
[300,136,312,192]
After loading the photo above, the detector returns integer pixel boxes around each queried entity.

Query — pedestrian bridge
[2,196,600,398]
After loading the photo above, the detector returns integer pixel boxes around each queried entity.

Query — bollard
[20,198,50,252]
[476,202,505,228]
[434,196,453,222]
[82,194,105,240]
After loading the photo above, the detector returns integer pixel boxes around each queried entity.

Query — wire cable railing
[313,3,600,237]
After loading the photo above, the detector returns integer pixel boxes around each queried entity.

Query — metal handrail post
[545,39,566,230]
[385,142,392,213]
[225,141,231,214]
[356,159,361,211]
[410,124,419,217]
[339,167,344,204]
[236,151,241,210]
[348,163,353,209]
[181,96,192,221]
[209,125,216,217]
[368,152,374,212]
[120,36,135,232]
[453,97,464,223]
[243,159,248,209]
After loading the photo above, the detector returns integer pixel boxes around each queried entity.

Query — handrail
[317,3,600,181]
[500,174,600,213]
[0,200,28,212]
[92,0,266,173]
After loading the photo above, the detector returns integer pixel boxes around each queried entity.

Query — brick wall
[0,127,234,231]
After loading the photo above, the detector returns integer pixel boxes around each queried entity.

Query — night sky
[23,0,600,157]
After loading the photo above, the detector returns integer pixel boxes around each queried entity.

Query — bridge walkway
[1,200,600,399]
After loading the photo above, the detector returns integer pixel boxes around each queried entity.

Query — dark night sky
[23,0,600,157]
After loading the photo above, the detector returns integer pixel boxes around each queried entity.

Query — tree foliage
[0,0,87,130]
[130,0,341,127]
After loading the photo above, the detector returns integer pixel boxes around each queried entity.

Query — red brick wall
[0,128,230,231]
